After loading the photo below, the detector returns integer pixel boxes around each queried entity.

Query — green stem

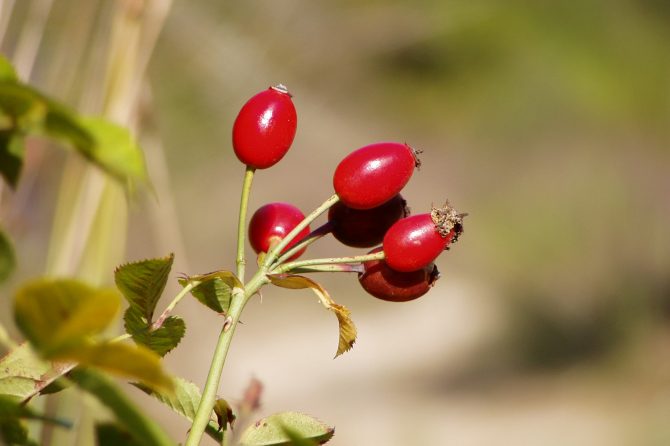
[272,221,333,266]
[236,167,255,282]
[273,251,385,274]
[151,281,198,330]
[263,194,340,268]
[185,271,268,446]
[290,264,364,274]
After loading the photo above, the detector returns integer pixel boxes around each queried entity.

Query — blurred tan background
[1,0,670,445]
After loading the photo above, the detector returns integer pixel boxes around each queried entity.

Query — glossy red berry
[248,202,310,260]
[328,194,409,248]
[358,247,440,302]
[383,202,465,272]
[333,142,419,210]
[232,85,297,169]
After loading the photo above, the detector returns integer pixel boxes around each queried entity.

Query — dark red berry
[248,202,310,260]
[358,247,440,302]
[232,85,297,169]
[383,202,465,272]
[328,194,409,248]
[333,142,419,210]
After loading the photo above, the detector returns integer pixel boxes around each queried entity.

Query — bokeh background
[1,0,670,445]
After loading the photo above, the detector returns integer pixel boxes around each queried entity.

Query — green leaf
[0,343,72,400]
[123,307,185,357]
[96,423,144,446]
[0,55,17,82]
[178,276,233,314]
[280,426,320,446]
[13,279,120,357]
[77,117,148,189]
[62,342,173,392]
[132,377,223,442]
[69,368,173,446]
[0,130,24,188]
[0,228,16,283]
[268,274,357,357]
[239,412,334,446]
[115,254,174,320]
[0,417,37,446]
[0,395,72,428]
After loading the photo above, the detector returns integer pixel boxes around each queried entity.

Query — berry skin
[248,202,310,260]
[232,85,297,169]
[383,202,465,272]
[328,194,409,248]
[359,247,440,302]
[333,142,419,210]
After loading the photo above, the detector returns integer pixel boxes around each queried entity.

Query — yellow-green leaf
[60,342,173,392]
[14,279,120,357]
[268,274,357,357]
[239,412,334,446]
[0,229,16,284]
[0,55,17,82]
[133,377,223,442]
[115,254,174,321]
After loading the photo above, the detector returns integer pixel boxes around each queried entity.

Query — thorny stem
[236,167,255,282]
[273,251,385,274]
[262,194,340,268]
[272,221,333,266]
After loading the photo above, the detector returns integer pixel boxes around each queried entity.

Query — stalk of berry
[383,202,465,272]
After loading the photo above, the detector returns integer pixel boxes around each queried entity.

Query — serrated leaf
[77,117,148,189]
[61,342,173,392]
[178,277,232,314]
[0,55,17,82]
[268,274,357,357]
[95,423,144,446]
[179,269,242,314]
[0,343,73,400]
[124,307,185,357]
[239,412,334,446]
[0,130,24,188]
[115,254,174,321]
[132,377,223,442]
[0,228,15,283]
[13,279,120,357]
[69,368,173,446]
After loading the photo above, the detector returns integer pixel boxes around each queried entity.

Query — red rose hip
[232,85,297,169]
[359,247,440,302]
[249,202,310,260]
[383,202,465,272]
[333,142,419,210]
[328,194,409,248]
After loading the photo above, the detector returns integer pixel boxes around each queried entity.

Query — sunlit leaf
[0,343,72,400]
[96,423,144,446]
[178,276,233,314]
[0,229,16,283]
[280,426,320,446]
[132,377,223,442]
[69,368,173,446]
[61,342,173,392]
[239,412,334,446]
[14,279,120,356]
[124,307,185,357]
[0,55,17,82]
[268,274,357,357]
[115,254,174,320]
[77,117,148,189]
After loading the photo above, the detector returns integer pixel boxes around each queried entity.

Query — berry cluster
[234,85,465,302]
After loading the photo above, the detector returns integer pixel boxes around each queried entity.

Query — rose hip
[333,142,419,210]
[248,202,310,260]
[383,202,465,272]
[328,194,409,248]
[358,247,440,302]
[232,85,297,169]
